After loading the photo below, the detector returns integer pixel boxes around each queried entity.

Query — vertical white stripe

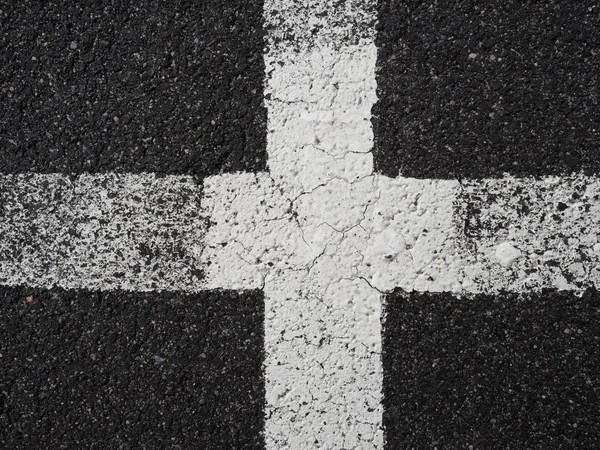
[263,2,382,448]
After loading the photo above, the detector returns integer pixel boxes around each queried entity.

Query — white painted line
[0,173,206,292]
[202,35,384,447]
[202,173,600,449]
[260,3,382,446]
[264,43,383,449]
[457,174,600,292]
[203,173,600,294]
[2,175,597,450]
[5,173,595,298]
[202,2,600,447]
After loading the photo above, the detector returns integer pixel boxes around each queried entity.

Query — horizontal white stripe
[3,171,595,296]
[457,174,600,292]
[0,173,206,292]
[204,172,600,295]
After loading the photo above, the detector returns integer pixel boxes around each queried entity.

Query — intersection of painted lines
[1,1,268,448]
[1,1,600,449]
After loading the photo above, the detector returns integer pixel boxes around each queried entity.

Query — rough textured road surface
[1,1,599,449]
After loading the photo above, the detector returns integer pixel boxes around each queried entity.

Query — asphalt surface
[1,1,599,449]
[0,1,267,175]
[373,0,600,179]
[383,288,600,449]
[0,286,264,450]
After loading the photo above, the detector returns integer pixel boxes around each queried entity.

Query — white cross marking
[200,5,600,447]
[1,2,599,450]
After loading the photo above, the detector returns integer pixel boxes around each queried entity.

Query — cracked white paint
[201,173,600,450]
[262,7,383,443]
[203,3,600,448]
[203,40,385,448]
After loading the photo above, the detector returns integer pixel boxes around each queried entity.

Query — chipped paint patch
[264,0,376,52]
[457,174,600,292]
[495,242,523,267]
[0,173,206,292]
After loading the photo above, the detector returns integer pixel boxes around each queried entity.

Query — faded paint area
[457,174,600,292]
[0,174,206,292]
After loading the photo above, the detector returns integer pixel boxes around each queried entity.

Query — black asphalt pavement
[0,1,267,175]
[383,288,600,449]
[0,286,264,449]
[373,1,600,179]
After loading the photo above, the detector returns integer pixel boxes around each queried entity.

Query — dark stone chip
[373,1,600,179]
[382,288,600,449]
[0,286,264,450]
[0,1,266,175]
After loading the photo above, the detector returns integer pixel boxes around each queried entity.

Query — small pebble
[495,242,522,267]
[70,41,78,50]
